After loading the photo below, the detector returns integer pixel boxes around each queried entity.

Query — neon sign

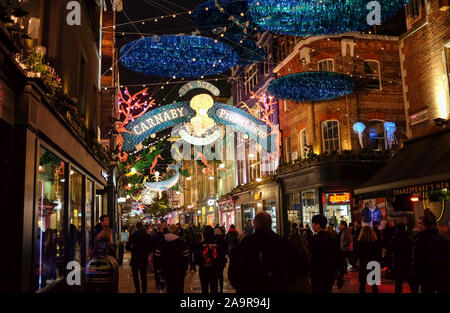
[328,193,351,205]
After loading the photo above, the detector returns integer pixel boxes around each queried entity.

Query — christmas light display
[222,33,265,66]
[193,0,249,31]
[119,35,239,77]
[247,0,410,36]
[268,71,354,102]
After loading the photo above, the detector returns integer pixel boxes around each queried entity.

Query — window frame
[321,120,340,153]
[318,59,335,72]
[245,63,259,95]
[299,129,307,158]
[363,59,382,90]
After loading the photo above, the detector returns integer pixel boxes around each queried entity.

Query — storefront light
[219,163,225,168]
[410,197,420,202]
[60,179,65,182]
[256,178,262,182]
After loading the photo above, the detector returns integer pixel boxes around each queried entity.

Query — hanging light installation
[353,122,366,148]
[247,0,410,36]
[120,35,239,77]
[384,121,397,150]
[268,71,354,102]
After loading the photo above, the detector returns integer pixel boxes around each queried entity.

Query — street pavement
[118,252,410,293]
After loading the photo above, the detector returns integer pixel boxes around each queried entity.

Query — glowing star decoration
[119,35,239,77]
[353,122,366,148]
[268,71,354,102]
[144,163,182,199]
[384,122,397,150]
[248,0,410,36]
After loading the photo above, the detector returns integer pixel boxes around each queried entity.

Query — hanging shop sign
[178,80,220,97]
[393,180,449,196]
[410,109,429,126]
[328,192,351,205]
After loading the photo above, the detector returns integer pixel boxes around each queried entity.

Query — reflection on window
[318,59,334,72]
[368,120,385,151]
[86,180,93,265]
[35,148,65,290]
[287,193,301,232]
[322,120,340,153]
[69,169,82,264]
[302,190,319,227]
[263,199,277,233]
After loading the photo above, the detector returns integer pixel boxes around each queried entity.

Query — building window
[299,129,307,158]
[264,44,271,76]
[367,120,385,151]
[364,60,381,90]
[245,63,258,95]
[407,0,420,20]
[318,59,334,72]
[285,136,291,163]
[281,41,288,61]
[322,120,340,153]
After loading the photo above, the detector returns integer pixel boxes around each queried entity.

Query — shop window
[287,193,301,232]
[318,59,334,72]
[264,199,277,233]
[302,190,319,227]
[85,179,93,264]
[242,203,255,233]
[69,169,83,264]
[321,120,340,154]
[35,148,66,291]
[324,192,352,232]
[364,60,381,90]
[299,129,307,158]
[367,120,385,151]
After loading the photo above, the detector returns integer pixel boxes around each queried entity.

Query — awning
[354,128,450,196]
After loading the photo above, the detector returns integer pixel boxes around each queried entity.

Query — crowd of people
[90,209,450,294]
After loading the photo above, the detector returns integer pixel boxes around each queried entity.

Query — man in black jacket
[154,224,189,293]
[150,224,165,289]
[310,214,341,293]
[387,223,413,293]
[125,222,152,293]
[229,212,307,293]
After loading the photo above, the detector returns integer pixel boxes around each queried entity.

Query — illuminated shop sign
[328,193,351,205]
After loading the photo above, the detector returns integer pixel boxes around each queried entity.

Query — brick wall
[400,0,450,139]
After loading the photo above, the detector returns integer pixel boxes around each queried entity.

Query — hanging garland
[119,35,239,77]
[247,0,410,36]
[268,71,354,102]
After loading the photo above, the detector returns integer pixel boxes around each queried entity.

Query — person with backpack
[411,209,450,293]
[195,226,221,293]
[154,224,189,293]
[309,214,341,293]
[214,227,228,293]
[125,222,152,293]
[387,222,413,293]
[229,212,306,293]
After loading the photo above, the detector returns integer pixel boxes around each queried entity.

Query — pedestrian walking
[227,232,246,292]
[387,223,413,293]
[125,222,152,293]
[337,221,354,287]
[150,224,166,289]
[229,212,306,293]
[225,224,239,251]
[303,223,313,246]
[355,225,381,294]
[214,227,228,293]
[154,224,189,293]
[309,214,340,293]
[411,209,450,293]
[288,229,312,292]
[195,226,221,293]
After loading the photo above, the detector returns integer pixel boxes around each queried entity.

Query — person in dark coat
[227,232,246,292]
[214,227,228,293]
[195,226,222,293]
[387,223,413,293]
[303,223,313,246]
[411,209,450,293]
[225,224,239,251]
[309,214,341,293]
[382,220,396,267]
[229,212,306,293]
[154,224,189,293]
[150,224,166,289]
[372,221,383,261]
[288,230,312,292]
[355,226,382,294]
[125,222,152,293]
[89,215,109,257]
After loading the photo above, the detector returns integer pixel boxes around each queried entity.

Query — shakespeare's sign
[178,80,220,97]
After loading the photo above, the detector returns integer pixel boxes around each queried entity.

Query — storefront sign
[410,109,428,126]
[328,192,351,204]
[393,180,449,196]
[254,192,262,200]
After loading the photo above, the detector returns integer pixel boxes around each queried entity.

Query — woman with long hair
[355,226,382,293]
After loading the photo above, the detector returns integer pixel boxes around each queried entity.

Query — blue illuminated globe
[119,35,239,77]
[248,0,410,36]
[268,71,354,102]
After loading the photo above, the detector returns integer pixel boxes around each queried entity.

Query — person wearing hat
[154,224,189,293]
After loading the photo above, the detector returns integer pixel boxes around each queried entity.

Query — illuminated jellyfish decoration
[384,121,397,150]
[353,122,366,148]
[248,0,410,36]
[119,35,239,77]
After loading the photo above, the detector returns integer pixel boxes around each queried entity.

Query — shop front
[323,191,352,231]
[218,198,236,230]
